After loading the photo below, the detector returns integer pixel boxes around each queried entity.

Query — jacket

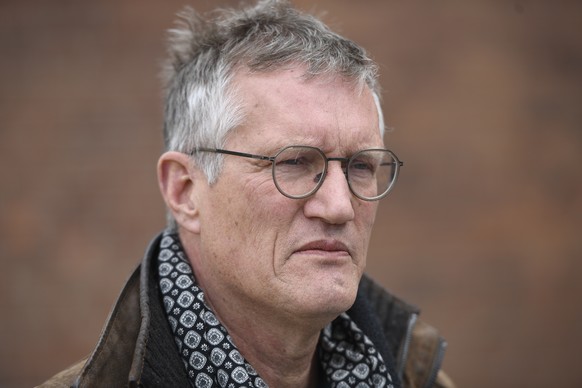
[39,233,455,388]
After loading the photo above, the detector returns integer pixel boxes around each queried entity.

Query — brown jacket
[39,234,455,388]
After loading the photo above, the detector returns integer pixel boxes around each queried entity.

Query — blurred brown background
[1,0,581,386]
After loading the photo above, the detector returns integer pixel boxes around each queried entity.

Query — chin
[303,277,359,318]
[279,261,363,321]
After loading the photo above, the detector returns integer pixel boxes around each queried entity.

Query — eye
[352,161,373,170]
[275,148,320,168]
[276,156,307,166]
[350,158,376,173]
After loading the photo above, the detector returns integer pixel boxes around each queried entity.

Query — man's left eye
[351,160,374,172]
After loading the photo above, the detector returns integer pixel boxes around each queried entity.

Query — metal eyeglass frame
[190,145,403,201]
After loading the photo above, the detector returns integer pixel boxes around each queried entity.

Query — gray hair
[162,0,384,228]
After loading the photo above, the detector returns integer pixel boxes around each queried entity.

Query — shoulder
[357,274,455,388]
[404,318,455,388]
[35,358,87,388]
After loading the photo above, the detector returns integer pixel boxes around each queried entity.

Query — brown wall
[1,1,581,386]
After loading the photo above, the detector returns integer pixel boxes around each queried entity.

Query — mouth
[293,240,351,261]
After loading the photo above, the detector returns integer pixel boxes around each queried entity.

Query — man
[41,1,454,387]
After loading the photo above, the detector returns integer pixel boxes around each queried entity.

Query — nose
[303,162,355,224]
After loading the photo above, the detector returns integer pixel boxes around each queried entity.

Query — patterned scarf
[157,231,394,388]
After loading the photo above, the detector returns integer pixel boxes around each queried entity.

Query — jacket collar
[74,234,190,387]
[129,233,190,386]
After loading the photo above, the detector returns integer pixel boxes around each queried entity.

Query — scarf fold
[157,231,393,388]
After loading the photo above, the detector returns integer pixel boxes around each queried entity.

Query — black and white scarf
[157,232,394,388]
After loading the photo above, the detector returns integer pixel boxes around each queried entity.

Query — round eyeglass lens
[348,149,399,200]
[273,146,326,198]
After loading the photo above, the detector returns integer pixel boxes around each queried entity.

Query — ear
[157,151,203,234]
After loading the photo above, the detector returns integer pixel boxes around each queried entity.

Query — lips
[295,240,350,254]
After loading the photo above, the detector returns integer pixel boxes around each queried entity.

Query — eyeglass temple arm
[192,148,275,162]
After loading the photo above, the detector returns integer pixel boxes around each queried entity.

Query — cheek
[356,200,378,229]
[229,174,294,249]
[354,201,379,256]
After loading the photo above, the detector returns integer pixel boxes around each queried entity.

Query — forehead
[228,68,383,152]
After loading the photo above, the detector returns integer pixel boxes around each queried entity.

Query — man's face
[191,68,383,325]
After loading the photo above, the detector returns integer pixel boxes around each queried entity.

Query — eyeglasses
[190,145,403,201]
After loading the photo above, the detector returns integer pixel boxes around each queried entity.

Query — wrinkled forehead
[232,63,375,101]
[226,67,384,152]
[232,65,382,123]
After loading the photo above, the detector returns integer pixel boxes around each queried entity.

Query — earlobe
[157,152,202,234]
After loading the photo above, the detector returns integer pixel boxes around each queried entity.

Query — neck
[225,316,322,388]
[207,292,321,388]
